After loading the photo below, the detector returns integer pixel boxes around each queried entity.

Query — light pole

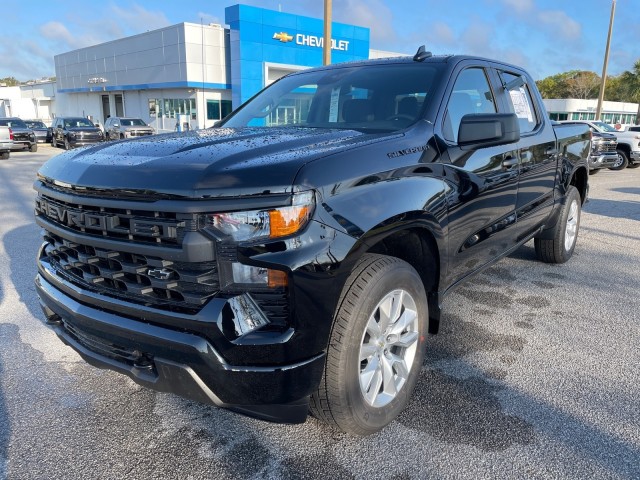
[595,0,616,121]
[323,0,332,66]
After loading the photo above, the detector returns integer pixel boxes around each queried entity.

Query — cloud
[500,0,535,15]
[109,4,171,33]
[536,10,581,41]
[196,12,223,26]
[334,0,396,43]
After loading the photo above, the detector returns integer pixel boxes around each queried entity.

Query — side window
[501,71,539,135]
[443,68,496,143]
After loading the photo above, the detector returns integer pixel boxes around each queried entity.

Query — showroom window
[207,100,233,121]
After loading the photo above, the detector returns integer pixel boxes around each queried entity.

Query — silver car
[104,117,154,140]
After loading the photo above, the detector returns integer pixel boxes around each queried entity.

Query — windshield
[26,121,46,128]
[64,118,95,128]
[593,121,617,132]
[221,62,441,132]
[121,119,147,126]
[0,119,27,128]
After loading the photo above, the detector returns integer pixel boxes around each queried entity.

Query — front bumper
[35,267,326,424]
[588,153,618,170]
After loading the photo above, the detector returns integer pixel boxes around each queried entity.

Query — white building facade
[543,98,639,125]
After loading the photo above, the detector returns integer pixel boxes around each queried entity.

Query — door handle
[502,157,518,169]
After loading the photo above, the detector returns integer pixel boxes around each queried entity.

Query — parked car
[104,117,155,140]
[35,51,590,435]
[563,120,640,170]
[0,117,37,152]
[560,121,618,174]
[0,125,13,159]
[25,120,52,143]
[51,117,104,149]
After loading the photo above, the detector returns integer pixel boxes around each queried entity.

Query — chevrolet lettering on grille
[35,196,180,240]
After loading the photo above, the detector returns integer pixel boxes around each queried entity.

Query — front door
[438,66,521,286]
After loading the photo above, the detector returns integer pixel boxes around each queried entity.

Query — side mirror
[458,113,520,149]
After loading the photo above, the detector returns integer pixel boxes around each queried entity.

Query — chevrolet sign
[272,32,350,52]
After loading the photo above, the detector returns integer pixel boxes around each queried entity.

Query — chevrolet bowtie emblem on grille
[273,32,293,43]
[147,268,174,281]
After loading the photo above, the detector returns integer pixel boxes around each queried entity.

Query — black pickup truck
[35,51,589,435]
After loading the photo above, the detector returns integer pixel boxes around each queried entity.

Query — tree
[536,70,600,99]
[566,71,600,99]
[0,77,20,86]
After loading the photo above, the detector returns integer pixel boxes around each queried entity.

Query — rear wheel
[609,150,628,170]
[589,169,600,175]
[626,161,640,169]
[310,254,428,435]
[0,152,9,160]
[535,186,581,264]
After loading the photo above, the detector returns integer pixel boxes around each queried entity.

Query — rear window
[0,118,27,128]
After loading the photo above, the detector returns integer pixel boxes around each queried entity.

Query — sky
[1,0,638,82]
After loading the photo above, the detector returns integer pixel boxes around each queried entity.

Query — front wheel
[310,254,428,435]
[609,150,628,170]
[30,143,38,152]
[63,137,71,150]
[535,185,581,264]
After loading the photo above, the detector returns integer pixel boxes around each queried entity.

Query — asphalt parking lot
[0,145,638,479]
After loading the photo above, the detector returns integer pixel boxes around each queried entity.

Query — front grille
[593,140,617,154]
[76,131,102,141]
[37,188,291,324]
[35,194,191,245]
[43,232,218,312]
[129,130,153,137]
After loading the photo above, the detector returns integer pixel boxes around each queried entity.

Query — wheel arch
[354,218,445,334]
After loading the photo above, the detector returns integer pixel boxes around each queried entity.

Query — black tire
[105,133,110,141]
[309,254,429,435]
[63,137,71,150]
[30,143,38,153]
[535,185,581,264]
[0,152,9,160]
[609,149,628,170]
[51,136,57,148]
[589,169,600,175]
[120,133,125,139]
[626,161,640,169]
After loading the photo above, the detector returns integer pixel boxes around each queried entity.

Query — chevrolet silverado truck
[35,50,590,435]
[0,125,12,159]
[563,120,640,170]
[560,122,617,174]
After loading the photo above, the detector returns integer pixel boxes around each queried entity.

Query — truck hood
[38,127,392,198]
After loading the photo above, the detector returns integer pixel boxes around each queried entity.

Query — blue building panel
[225,4,370,108]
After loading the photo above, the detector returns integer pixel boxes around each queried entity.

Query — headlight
[68,132,76,139]
[206,191,315,242]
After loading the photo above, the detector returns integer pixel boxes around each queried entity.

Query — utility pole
[323,0,332,66]
[595,0,616,120]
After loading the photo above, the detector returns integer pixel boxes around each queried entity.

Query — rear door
[437,63,521,286]
[494,68,557,236]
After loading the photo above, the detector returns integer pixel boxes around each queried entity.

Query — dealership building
[42,4,399,132]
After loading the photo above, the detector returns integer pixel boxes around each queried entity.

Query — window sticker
[329,87,340,122]
[509,87,533,122]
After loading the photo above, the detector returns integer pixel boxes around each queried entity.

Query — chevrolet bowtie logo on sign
[273,32,294,42]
